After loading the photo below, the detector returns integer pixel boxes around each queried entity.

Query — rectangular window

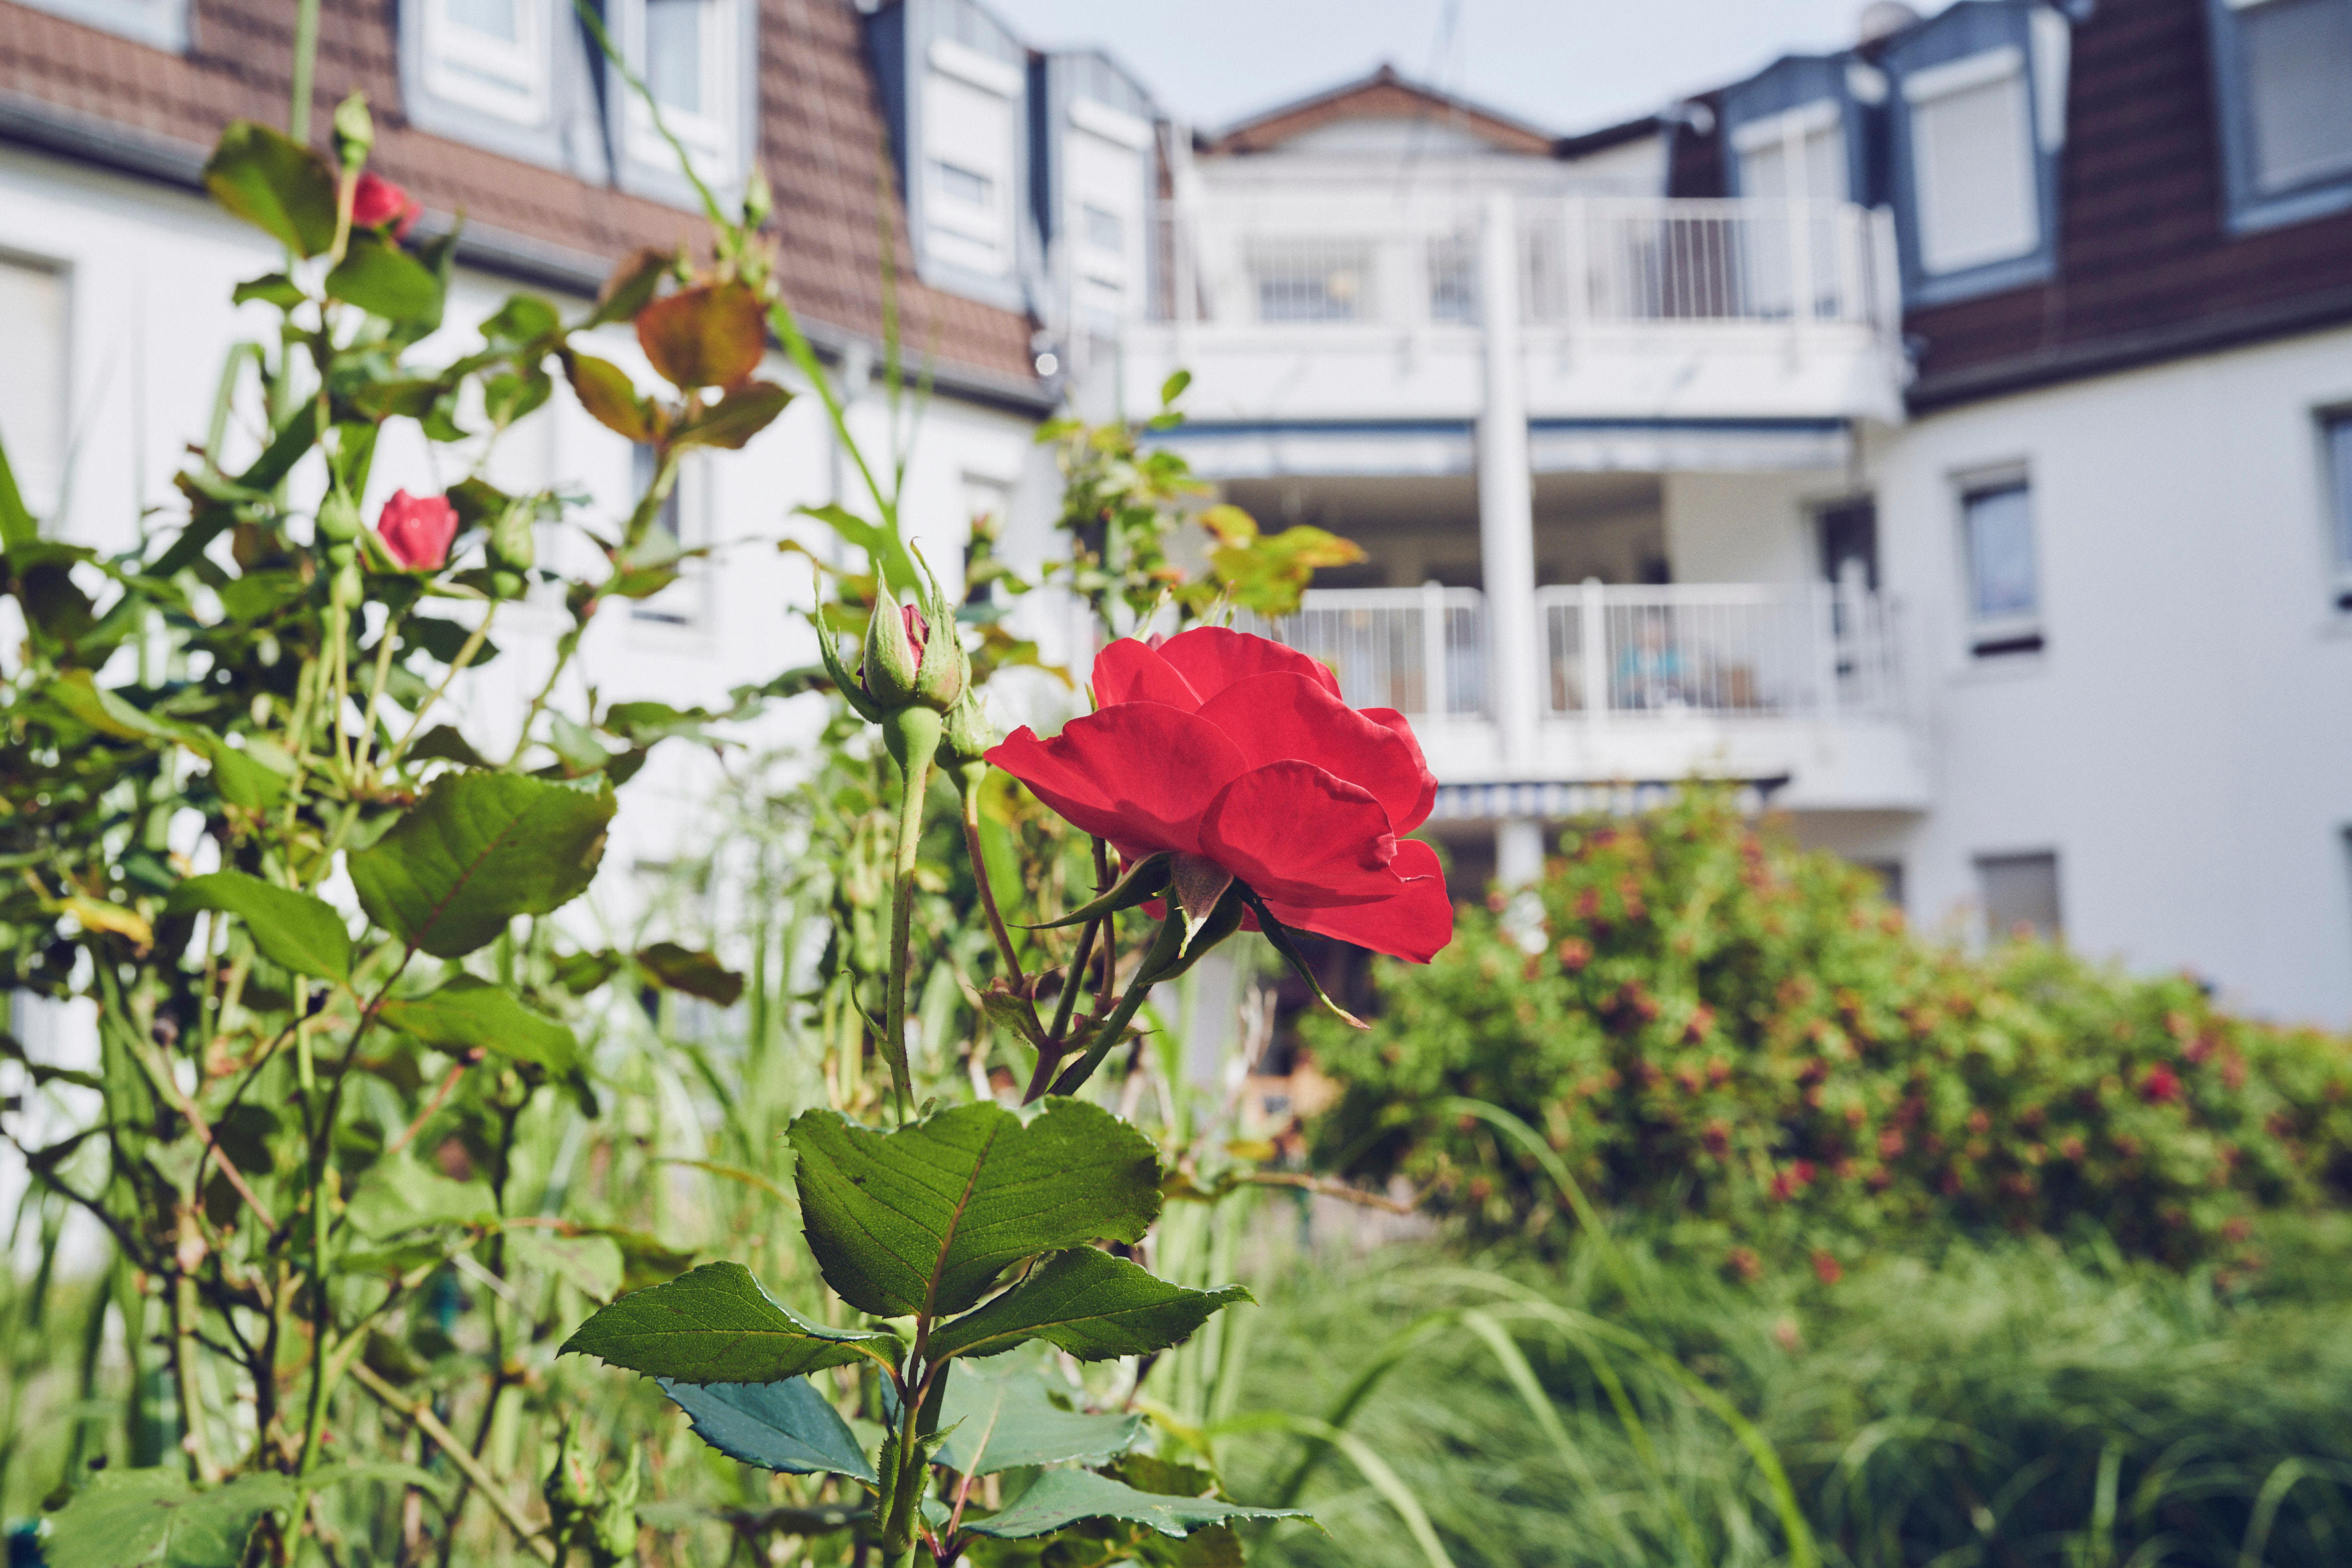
[1082,204,1123,254]
[1962,480,2042,656]
[1251,240,1372,323]
[1905,48,2040,275]
[2325,412,2352,607]
[2231,0,2352,195]
[0,258,67,520]
[424,0,550,123]
[923,62,1017,278]
[1064,123,1143,306]
[1978,851,2061,942]
[617,0,739,192]
[1425,234,1478,323]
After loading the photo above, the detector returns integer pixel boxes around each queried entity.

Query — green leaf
[672,379,792,451]
[659,1376,877,1481]
[506,1229,623,1301]
[215,570,309,624]
[165,870,351,982]
[44,1466,299,1567]
[377,977,580,1073]
[193,736,289,811]
[483,293,562,347]
[202,120,337,257]
[43,670,189,743]
[562,351,654,443]
[325,232,444,325]
[231,272,306,308]
[1159,368,1192,408]
[348,771,613,958]
[930,1364,1144,1475]
[406,724,490,769]
[789,1099,1162,1320]
[0,431,37,548]
[636,942,745,1006]
[930,1247,1248,1363]
[345,1158,499,1239]
[961,1469,1302,1541]
[560,1261,900,1383]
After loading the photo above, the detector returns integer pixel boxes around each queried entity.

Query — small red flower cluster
[376,490,458,570]
[988,627,1452,963]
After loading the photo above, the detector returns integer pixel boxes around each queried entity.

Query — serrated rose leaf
[560,1261,900,1383]
[348,771,613,958]
[659,1376,877,1481]
[929,1246,1249,1363]
[377,977,580,1074]
[165,870,350,981]
[788,1099,1161,1320]
[930,1364,1144,1476]
[961,1468,1304,1541]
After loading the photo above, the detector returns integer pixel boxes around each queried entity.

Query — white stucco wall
[1873,324,2352,1025]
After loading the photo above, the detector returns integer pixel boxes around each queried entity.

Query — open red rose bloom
[988,627,1454,962]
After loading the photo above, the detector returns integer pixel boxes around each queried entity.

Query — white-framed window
[629,445,711,630]
[1063,97,1150,314]
[923,40,1022,279]
[1904,47,2041,276]
[0,256,68,522]
[1960,477,2043,657]
[15,0,188,52]
[617,0,744,190]
[2323,410,2352,609]
[2224,0,2352,198]
[1977,851,2061,942]
[1732,98,1849,204]
[423,0,551,125]
[1250,239,1372,323]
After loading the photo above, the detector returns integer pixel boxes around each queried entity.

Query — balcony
[1123,195,1906,433]
[1239,583,1927,811]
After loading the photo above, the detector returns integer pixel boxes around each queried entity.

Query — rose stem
[1048,915,1184,1099]
[881,708,942,1123]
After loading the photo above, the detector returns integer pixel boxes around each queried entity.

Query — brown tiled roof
[1205,64,1554,158]
[0,0,1041,394]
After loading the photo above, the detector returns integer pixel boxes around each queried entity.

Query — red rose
[987,627,1451,962]
[375,490,459,570]
[2142,1063,2183,1104]
[1810,1250,1843,1285]
[351,173,420,239]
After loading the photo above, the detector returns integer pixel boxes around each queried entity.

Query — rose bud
[376,489,459,570]
[351,172,420,240]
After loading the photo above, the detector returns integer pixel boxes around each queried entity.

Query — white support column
[1478,191,1539,778]
[1496,817,1545,890]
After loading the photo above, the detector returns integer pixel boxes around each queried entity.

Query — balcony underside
[1122,323,1905,429]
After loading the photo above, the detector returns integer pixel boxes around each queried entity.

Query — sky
[984,0,1881,139]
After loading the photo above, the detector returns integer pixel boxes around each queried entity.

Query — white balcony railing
[1535,582,1898,720]
[1237,583,1899,726]
[1156,196,1890,333]
[1235,584,1488,721]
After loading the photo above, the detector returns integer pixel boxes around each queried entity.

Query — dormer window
[613,0,750,198]
[1905,48,2039,277]
[1881,3,2065,308]
[423,0,550,123]
[1731,99,1849,204]
[922,40,1023,279]
[2209,0,2352,231]
[15,0,189,54]
[1061,96,1151,313]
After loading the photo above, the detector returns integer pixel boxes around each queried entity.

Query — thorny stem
[1030,838,1113,1101]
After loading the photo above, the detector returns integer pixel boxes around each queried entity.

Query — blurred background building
[3,0,2350,1020]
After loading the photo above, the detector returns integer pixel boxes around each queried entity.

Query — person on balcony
[1614,609,1689,711]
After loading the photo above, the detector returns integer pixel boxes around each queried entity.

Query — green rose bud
[331,92,374,175]
[330,559,364,611]
[488,499,536,574]
[942,690,996,797]
[315,489,361,543]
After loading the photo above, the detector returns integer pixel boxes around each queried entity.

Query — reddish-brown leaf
[637,281,765,390]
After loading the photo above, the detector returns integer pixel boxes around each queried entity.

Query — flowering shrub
[1310,789,2352,1267]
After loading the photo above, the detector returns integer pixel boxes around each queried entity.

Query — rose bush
[1309,787,2352,1267]
[989,627,1452,963]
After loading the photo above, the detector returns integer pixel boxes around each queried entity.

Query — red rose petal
[986,704,1245,858]
[1196,760,1395,909]
[1355,707,1437,833]
[1262,840,1454,963]
[1193,674,1433,836]
[1090,638,1202,712]
[1153,625,1341,703]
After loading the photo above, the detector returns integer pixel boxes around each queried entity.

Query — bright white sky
[986,0,1879,138]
